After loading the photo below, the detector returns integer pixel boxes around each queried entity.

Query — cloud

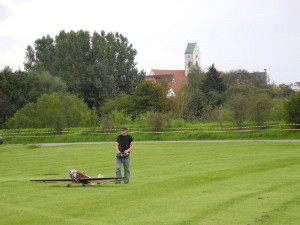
[0,0,299,83]
[0,2,12,22]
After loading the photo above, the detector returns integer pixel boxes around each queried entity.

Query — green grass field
[1,141,300,225]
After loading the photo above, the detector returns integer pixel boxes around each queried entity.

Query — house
[291,82,300,92]
[145,42,200,97]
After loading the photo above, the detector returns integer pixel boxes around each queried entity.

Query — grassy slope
[0,142,300,225]
[2,128,300,144]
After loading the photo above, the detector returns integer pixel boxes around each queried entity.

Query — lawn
[0,141,300,225]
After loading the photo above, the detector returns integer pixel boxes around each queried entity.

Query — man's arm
[116,142,121,154]
[124,141,134,154]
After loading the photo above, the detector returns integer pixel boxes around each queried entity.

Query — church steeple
[185,42,200,76]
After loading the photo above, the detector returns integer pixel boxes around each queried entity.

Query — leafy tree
[285,93,300,126]
[99,110,132,131]
[202,64,226,106]
[29,70,67,95]
[270,98,286,121]
[249,94,273,126]
[24,30,145,108]
[100,81,170,119]
[100,93,131,115]
[276,84,293,97]
[225,84,259,98]
[183,66,207,119]
[53,30,92,94]
[202,64,226,92]
[147,112,172,131]
[132,81,160,111]
[8,93,97,131]
[222,69,268,88]
[181,64,226,120]
[24,45,36,70]
[225,94,249,127]
[0,67,67,128]
[31,35,55,72]
[170,90,189,119]
[127,80,170,118]
[0,67,37,128]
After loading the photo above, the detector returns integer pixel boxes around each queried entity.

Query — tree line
[0,29,299,130]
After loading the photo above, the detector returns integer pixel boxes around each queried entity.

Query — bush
[285,93,300,126]
[270,98,286,121]
[147,112,172,132]
[99,111,132,132]
[225,94,249,127]
[99,114,115,132]
[249,94,272,126]
[8,93,96,131]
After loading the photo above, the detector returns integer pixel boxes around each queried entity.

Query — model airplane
[30,169,127,186]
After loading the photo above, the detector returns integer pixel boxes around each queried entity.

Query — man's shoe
[115,181,121,184]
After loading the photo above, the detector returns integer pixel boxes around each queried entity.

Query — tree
[0,67,67,128]
[183,66,207,119]
[100,80,170,119]
[277,84,293,97]
[24,45,36,70]
[24,30,145,108]
[222,69,268,88]
[170,90,189,119]
[285,93,300,126]
[249,94,273,126]
[126,80,170,118]
[202,64,226,106]
[202,64,226,93]
[8,93,98,131]
[270,98,286,121]
[0,67,37,128]
[225,94,249,127]
[29,70,67,95]
[33,35,55,72]
[147,112,172,131]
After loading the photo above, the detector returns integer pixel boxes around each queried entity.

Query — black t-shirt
[116,135,133,152]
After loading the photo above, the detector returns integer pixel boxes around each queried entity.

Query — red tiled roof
[151,69,185,77]
[147,69,187,95]
[146,74,174,83]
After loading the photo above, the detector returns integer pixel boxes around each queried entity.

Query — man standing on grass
[116,126,134,184]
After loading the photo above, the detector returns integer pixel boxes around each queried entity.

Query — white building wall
[292,83,300,92]
[185,44,201,76]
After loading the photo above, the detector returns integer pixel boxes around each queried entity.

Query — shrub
[147,112,172,132]
[99,114,115,132]
[249,94,273,126]
[225,94,249,127]
[285,93,300,126]
[8,93,96,131]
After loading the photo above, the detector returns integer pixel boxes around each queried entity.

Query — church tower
[185,42,200,76]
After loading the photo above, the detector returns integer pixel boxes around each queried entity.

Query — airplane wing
[81,177,127,182]
[30,179,73,182]
[30,177,127,183]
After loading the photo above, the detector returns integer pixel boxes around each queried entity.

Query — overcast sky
[0,0,299,84]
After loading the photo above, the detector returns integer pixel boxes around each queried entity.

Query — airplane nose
[69,169,77,180]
